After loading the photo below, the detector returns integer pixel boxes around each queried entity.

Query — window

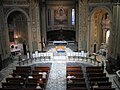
[48,9,51,26]
[71,9,75,25]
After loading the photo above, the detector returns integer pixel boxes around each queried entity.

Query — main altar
[55,46,66,53]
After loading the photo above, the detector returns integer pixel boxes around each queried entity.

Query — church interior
[0,0,120,90]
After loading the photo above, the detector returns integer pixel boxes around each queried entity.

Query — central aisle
[46,61,66,90]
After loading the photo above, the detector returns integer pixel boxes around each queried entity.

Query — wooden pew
[66,66,87,90]
[1,66,48,90]
[67,66,82,69]
[13,70,30,74]
[34,67,50,71]
[67,78,85,83]
[27,78,46,83]
[22,89,43,90]
[12,70,30,78]
[16,66,31,71]
[86,66,102,70]
[32,70,49,74]
[89,77,109,83]
[32,74,47,80]
[90,82,112,88]
[67,70,83,72]
[87,73,106,78]
[67,70,83,74]
[86,69,103,73]
[67,83,86,89]
[6,77,25,83]
[25,83,45,89]
[67,82,86,87]
[67,71,83,74]
[0,88,17,90]
[2,82,23,88]
[66,73,83,78]
[93,87,115,90]
[67,67,82,72]
[67,88,87,90]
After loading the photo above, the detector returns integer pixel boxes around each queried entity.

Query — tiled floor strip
[46,61,66,90]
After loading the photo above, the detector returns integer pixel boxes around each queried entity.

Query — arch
[5,8,30,22]
[5,8,32,54]
[90,6,112,21]
[89,6,112,54]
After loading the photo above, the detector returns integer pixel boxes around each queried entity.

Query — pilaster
[29,0,41,52]
[0,3,10,60]
[76,1,79,42]
[41,2,47,42]
[78,0,88,51]
[116,4,120,58]
[108,4,119,59]
[36,2,42,51]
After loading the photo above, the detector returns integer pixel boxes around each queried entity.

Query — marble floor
[46,62,66,90]
[0,55,120,90]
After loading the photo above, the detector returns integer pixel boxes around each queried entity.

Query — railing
[18,51,101,66]
[67,52,100,65]
[18,52,52,66]
[116,70,120,82]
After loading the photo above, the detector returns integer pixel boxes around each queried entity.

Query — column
[78,0,88,51]
[109,4,119,59]
[116,4,120,57]
[0,3,10,59]
[76,1,79,43]
[0,4,3,56]
[41,3,47,42]
[29,0,41,52]
[87,17,91,52]
[36,2,42,51]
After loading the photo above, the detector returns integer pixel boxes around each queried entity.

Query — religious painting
[54,8,68,25]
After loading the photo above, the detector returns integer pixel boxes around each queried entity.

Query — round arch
[5,8,30,22]
[5,8,32,55]
[89,6,112,55]
[90,6,112,21]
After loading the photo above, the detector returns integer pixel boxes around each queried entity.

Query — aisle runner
[53,53,67,60]
[46,62,66,90]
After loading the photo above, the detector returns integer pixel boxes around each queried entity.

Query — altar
[53,41,68,46]
[55,46,66,53]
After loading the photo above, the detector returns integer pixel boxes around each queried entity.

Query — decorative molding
[46,4,75,31]
[3,7,29,18]
[3,0,29,7]
[88,3,112,13]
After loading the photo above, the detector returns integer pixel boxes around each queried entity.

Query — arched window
[71,8,75,25]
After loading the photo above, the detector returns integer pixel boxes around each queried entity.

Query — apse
[47,30,75,41]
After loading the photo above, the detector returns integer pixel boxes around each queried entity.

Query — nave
[0,55,120,90]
